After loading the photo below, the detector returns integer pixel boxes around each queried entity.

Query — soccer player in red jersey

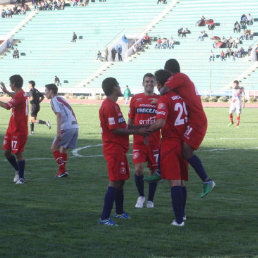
[99,77,148,226]
[128,73,160,208]
[0,75,28,184]
[147,69,188,226]
[163,59,215,197]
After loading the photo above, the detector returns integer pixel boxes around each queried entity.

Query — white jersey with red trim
[51,96,78,130]
[232,88,244,104]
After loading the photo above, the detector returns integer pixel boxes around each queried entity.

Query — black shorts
[31,104,40,117]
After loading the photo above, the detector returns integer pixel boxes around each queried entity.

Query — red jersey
[5,89,28,135]
[164,73,207,127]
[156,91,188,139]
[99,97,129,152]
[128,93,160,146]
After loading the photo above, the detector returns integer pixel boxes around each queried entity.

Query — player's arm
[0,82,15,98]
[55,112,62,141]
[147,118,165,132]
[159,86,170,96]
[112,127,149,136]
[128,117,134,126]
[0,101,8,109]
[39,94,45,103]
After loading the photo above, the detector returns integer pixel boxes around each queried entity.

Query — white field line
[1,144,258,163]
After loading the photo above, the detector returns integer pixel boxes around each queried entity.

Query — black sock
[38,120,46,125]
[30,123,34,132]
[7,155,19,171]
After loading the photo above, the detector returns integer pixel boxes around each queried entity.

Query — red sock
[236,116,240,126]
[229,114,233,124]
[61,153,67,171]
[53,150,65,173]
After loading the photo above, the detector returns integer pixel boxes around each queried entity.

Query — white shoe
[171,220,185,227]
[13,171,19,183]
[183,216,187,221]
[16,178,25,184]
[46,121,51,129]
[135,196,145,208]
[146,201,154,208]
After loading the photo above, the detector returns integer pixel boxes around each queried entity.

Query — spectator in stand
[105,47,108,61]
[143,34,150,44]
[247,13,253,25]
[71,32,77,42]
[178,28,183,37]
[225,48,231,58]
[220,50,226,61]
[240,14,247,25]
[54,75,61,86]
[169,37,175,49]
[209,50,215,62]
[6,8,12,18]
[117,46,122,61]
[1,9,6,18]
[239,47,245,57]
[208,20,215,30]
[13,49,19,59]
[7,40,13,49]
[157,0,167,3]
[233,37,240,48]
[248,46,252,56]
[155,38,162,48]
[197,31,207,41]
[233,21,241,33]
[227,36,233,48]
[162,38,169,48]
[182,28,190,37]
[111,48,116,61]
[97,50,103,61]
[256,44,258,61]
[73,0,79,6]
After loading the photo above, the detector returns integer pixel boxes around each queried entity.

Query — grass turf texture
[0,104,258,257]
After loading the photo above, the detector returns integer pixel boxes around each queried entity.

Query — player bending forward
[128,73,160,208]
[147,70,188,226]
[99,77,148,226]
[229,80,245,127]
[146,59,215,198]
[45,84,79,178]
[0,75,28,184]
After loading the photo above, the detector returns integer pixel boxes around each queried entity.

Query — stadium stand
[0,0,257,95]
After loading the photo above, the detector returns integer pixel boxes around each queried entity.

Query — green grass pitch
[0,104,258,257]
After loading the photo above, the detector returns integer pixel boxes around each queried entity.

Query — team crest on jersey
[158,103,166,110]
[108,117,115,125]
[133,151,140,159]
[120,165,126,174]
[136,98,143,102]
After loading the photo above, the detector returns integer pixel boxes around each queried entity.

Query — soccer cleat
[144,173,161,183]
[98,218,117,226]
[146,201,154,208]
[201,180,216,198]
[171,220,185,227]
[55,171,69,178]
[30,131,34,135]
[46,121,51,129]
[16,178,25,184]
[13,171,19,183]
[114,212,130,219]
[135,196,145,208]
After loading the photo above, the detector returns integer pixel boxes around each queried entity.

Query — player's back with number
[157,91,187,139]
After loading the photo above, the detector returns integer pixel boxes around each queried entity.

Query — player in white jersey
[229,80,245,127]
[45,84,79,178]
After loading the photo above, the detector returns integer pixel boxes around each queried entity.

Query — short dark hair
[164,59,180,74]
[102,77,118,96]
[233,80,239,85]
[9,74,23,89]
[45,83,58,95]
[143,73,155,82]
[155,69,171,87]
[29,80,35,87]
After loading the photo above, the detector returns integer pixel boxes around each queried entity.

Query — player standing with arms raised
[146,59,215,198]
[228,80,245,127]
[147,69,188,226]
[45,84,78,178]
[99,77,148,226]
[128,73,160,208]
[0,75,28,184]
[28,80,51,135]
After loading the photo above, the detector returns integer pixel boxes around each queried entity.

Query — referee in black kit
[28,80,51,135]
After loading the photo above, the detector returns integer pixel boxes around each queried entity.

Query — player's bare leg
[170,180,185,226]
[182,142,215,198]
